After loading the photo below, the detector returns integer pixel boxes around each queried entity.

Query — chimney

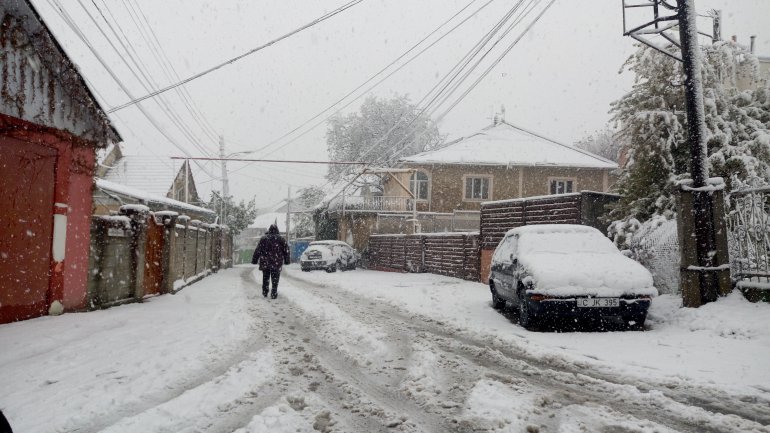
[500,105,506,123]
[492,113,499,126]
[750,35,756,53]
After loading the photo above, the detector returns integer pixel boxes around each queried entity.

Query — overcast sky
[33,0,770,209]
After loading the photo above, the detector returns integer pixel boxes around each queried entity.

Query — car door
[491,235,516,300]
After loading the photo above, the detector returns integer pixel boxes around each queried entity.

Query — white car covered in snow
[489,224,657,330]
[300,240,359,272]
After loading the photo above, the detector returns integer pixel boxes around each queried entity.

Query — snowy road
[1,265,768,433]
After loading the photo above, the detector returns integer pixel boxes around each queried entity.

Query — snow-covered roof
[249,212,287,232]
[400,122,617,169]
[95,179,214,215]
[101,155,183,198]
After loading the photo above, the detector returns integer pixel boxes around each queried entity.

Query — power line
[45,0,218,179]
[245,0,491,159]
[81,0,217,157]
[107,0,366,113]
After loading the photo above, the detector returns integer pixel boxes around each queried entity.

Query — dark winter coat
[251,225,290,271]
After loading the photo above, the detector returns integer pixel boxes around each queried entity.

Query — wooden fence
[478,191,620,282]
[87,205,233,309]
[367,232,479,281]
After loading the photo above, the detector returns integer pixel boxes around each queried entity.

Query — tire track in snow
[284,270,769,433]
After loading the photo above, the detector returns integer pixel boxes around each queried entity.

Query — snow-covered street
[1,265,769,433]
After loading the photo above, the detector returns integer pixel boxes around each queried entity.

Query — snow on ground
[288,266,770,398]
[0,269,262,433]
[1,265,768,433]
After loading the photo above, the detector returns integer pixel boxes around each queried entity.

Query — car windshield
[518,230,618,256]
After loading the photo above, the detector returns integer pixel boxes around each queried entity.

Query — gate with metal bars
[727,186,770,301]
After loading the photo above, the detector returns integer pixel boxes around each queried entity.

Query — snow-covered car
[300,240,359,272]
[488,224,657,330]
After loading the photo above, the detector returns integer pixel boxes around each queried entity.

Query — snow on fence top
[400,122,617,169]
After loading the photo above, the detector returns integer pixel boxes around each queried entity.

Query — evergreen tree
[609,42,770,245]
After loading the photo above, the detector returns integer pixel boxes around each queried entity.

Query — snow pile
[460,379,540,432]
[648,291,770,340]
[509,225,656,297]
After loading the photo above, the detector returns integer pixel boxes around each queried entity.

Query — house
[97,146,205,207]
[321,118,618,251]
[1,0,121,323]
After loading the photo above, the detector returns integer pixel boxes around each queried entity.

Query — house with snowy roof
[320,118,618,250]
[388,119,618,213]
[93,146,215,221]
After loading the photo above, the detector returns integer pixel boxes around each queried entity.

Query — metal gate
[0,138,57,323]
[727,187,770,299]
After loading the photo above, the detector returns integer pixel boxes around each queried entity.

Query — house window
[549,178,575,194]
[464,176,491,201]
[410,171,429,200]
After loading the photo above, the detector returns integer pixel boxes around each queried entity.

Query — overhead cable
[107,0,366,113]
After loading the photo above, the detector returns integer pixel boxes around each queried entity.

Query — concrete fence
[87,205,233,309]
[367,232,480,281]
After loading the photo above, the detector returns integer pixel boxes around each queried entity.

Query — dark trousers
[262,269,280,293]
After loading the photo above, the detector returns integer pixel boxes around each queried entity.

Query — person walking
[251,224,290,299]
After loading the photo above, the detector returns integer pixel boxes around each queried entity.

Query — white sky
[32,0,770,208]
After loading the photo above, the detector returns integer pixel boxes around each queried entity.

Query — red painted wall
[63,147,96,310]
[1,114,99,322]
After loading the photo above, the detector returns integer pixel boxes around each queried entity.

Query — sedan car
[489,224,657,330]
[300,240,359,272]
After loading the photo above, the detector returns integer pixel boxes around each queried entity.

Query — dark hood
[268,224,279,235]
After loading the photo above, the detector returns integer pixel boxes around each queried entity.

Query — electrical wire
[45,0,218,180]
[107,0,366,113]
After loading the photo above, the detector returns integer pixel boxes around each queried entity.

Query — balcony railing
[331,195,414,213]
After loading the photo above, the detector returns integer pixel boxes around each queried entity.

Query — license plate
[576,298,620,308]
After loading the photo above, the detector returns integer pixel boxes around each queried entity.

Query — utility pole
[286,186,292,247]
[219,136,229,224]
[622,0,730,306]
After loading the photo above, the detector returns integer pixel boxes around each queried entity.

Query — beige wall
[385,164,614,213]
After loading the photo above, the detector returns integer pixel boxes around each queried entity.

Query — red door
[0,137,57,323]
[143,217,165,296]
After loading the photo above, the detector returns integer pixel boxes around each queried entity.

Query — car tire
[490,284,505,310]
[348,262,356,271]
[518,288,536,330]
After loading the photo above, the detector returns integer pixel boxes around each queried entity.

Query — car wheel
[518,289,536,329]
[348,262,356,271]
[490,284,505,310]
[338,260,346,272]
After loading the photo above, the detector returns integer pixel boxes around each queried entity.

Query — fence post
[120,205,150,301]
[155,211,179,294]
[677,183,732,307]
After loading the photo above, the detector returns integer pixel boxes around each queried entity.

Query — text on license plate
[576,298,620,308]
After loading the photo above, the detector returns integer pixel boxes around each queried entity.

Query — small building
[97,147,205,207]
[1,0,121,323]
[322,119,618,251]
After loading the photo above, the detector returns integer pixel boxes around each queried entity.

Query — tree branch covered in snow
[325,95,443,186]
[608,42,770,245]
